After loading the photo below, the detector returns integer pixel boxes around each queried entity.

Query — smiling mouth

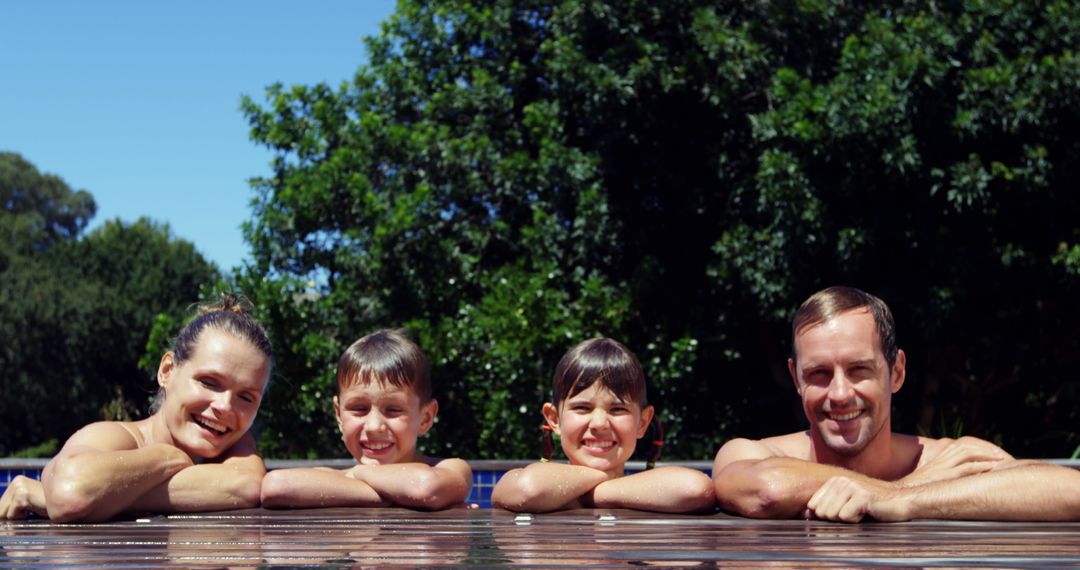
[361,441,393,452]
[828,410,862,422]
[192,415,229,436]
[583,439,615,450]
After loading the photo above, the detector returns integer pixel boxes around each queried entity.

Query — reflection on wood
[2,508,1080,567]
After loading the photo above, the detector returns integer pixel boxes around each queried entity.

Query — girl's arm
[343,458,473,510]
[492,462,609,513]
[260,467,388,508]
[42,422,194,522]
[592,466,715,513]
[125,432,265,514]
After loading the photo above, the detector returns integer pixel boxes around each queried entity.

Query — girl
[0,294,273,522]
[492,337,715,513]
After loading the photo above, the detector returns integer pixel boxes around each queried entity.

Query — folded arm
[592,466,715,513]
[261,466,389,508]
[712,438,880,519]
[127,434,265,514]
[813,460,1080,522]
[492,462,609,512]
[344,458,473,510]
[42,423,193,522]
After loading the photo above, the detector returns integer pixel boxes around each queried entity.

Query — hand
[806,476,910,523]
[901,437,1007,488]
[344,464,375,481]
[0,476,48,520]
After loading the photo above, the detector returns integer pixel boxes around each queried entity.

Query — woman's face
[157,329,271,459]
[543,383,654,477]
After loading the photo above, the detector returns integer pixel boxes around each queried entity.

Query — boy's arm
[260,467,388,508]
[712,437,884,519]
[810,459,1080,522]
[591,466,715,513]
[42,422,193,522]
[344,458,473,510]
[127,433,265,513]
[492,462,609,513]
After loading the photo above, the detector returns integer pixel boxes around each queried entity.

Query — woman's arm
[126,432,265,514]
[592,466,715,513]
[42,422,193,522]
[0,476,48,519]
[260,467,388,508]
[491,462,609,513]
[344,458,473,510]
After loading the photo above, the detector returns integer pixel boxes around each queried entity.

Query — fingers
[0,477,33,520]
[938,439,1007,466]
[807,476,868,523]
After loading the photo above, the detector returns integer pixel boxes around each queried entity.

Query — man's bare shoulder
[910,433,1013,467]
[714,431,811,470]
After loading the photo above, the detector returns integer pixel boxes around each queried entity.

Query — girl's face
[157,329,271,460]
[543,383,654,477]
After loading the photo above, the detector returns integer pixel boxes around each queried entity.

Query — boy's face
[333,379,437,465]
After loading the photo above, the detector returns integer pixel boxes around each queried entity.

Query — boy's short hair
[336,329,432,401]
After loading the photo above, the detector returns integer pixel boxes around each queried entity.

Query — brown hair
[542,337,662,468]
[550,337,648,408]
[791,286,898,366]
[152,292,272,412]
[336,329,431,401]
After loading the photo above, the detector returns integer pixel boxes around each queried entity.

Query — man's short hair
[791,286,898,367]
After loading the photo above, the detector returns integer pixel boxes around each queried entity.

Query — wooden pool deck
[3,507,1080,567]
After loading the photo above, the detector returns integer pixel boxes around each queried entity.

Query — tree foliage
[0,152,217,454]
[242,0,1080,459]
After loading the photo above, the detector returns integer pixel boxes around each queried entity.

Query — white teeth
[363,442,392,450]
[585,440,615,449]
[830,410,861,421]
[193,415,227,434]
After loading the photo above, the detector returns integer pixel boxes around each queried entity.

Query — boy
[261,330,472,509]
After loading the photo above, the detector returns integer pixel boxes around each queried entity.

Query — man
[713,286,1080,522]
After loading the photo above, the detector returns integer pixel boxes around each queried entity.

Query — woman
[0,294,272,522]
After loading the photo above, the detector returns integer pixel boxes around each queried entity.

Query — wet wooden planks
[2,508,1080,567]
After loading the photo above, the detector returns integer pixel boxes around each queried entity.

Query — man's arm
[344,458,473,510]
[811,460,1080,522]
[591,466,715,513]
[42,423,193,522]
[492,463,609,512]
[713,437,884,519]
[260,467,389,508]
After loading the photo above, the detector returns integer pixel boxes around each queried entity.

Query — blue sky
[1,1,396,271]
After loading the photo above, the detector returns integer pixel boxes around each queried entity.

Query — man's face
[789,308,905,459]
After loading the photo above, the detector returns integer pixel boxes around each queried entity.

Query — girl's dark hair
[551,337,647,408]
[336,329,431,401]
[151,292,272,412]
[541,337,663,468]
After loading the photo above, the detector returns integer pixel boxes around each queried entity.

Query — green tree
[242,0,1080,459]
[0,153,217,454]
